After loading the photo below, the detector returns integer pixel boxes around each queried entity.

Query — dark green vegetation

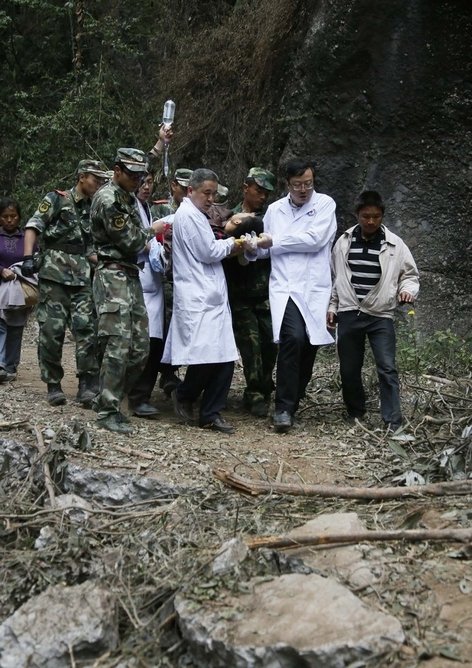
[0,0,302,212]
[1,0,471,333]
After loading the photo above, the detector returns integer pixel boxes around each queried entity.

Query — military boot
[77,375,99,408]
[47,383,66,406]
[97,413,134,434]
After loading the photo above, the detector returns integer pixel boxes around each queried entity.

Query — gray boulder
[176,572,404,667]
[0,580,118,668]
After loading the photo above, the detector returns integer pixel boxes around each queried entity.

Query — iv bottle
[162,99,175,128]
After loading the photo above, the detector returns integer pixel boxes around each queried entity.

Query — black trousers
[337,311,402,425]
[177,361,234,425]
[275,298,318,415]
[128,337,174,406]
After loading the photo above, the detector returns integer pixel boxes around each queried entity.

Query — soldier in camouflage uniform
[90,148,163,434]
[150,168,192,220]
[23,160,107,406]
[224,168,277,417]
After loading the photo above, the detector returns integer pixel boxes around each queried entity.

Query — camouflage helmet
[246,167,276,191]
[215,183,229,205]
[173,168,193,187]
[115,148,147,173]
[76,159,108,179]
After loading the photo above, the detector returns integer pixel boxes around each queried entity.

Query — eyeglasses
[289,180,314,192]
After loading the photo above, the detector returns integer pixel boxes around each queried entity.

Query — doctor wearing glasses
[245,158,337,433]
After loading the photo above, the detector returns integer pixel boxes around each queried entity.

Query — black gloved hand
[22,256,35,278]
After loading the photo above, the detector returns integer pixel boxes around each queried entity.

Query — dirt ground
[1,324,471,667]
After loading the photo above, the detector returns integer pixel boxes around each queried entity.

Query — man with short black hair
[23,159,107,407]
[328,190,419,431]
[246,158,337,432]
[163,168,239,433]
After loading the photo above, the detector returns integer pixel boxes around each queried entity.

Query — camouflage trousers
[93,267,149,418]
[36,279,98,384]
[231,299,277,407]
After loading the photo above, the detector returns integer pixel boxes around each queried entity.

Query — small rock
[283,513,380,589]
[50,493,93,523]
[212,538,249,575]
[34,525,57,550]
[63,462,193,505]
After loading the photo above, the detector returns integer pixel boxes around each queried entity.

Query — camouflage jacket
[90,181,148,266]
[25,187,94,286]
[224,203,271,303]
[150,197,177,221]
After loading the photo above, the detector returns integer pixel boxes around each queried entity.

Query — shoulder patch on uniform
[113,215,127,230]
[38,200,51,214]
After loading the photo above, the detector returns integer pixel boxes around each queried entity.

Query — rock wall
[176,0,471,334]
[281,0,471,334]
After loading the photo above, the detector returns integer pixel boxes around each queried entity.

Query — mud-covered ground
[0,323,471,667]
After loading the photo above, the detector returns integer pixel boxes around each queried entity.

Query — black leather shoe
[200,416,235,434]
[131,402,160,418]
[273,410,292,433]
[171,389,195,423]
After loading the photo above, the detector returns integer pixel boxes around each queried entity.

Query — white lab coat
[162,197,238,365]
[261,191,337,345]
[136,199,165,339]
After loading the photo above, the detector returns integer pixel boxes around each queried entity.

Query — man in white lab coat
[162,168,239,433]
[247,158,337,432]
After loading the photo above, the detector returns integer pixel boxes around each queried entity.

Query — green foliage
[397,321,472,378]
[0,0,306,216]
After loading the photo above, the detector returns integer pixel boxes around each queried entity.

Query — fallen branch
[213,468,472,499]
[246,527,472,550]
[0,418,30,431]
[113,444,155,461]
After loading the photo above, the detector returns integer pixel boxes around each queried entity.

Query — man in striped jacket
[327,190,419,431]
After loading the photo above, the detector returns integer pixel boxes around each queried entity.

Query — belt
[98,262,141,277]
[47,242,85,254]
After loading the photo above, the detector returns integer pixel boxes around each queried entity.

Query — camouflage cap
[76,159,108,179]
[214,183,229,205]
[246,167,276,191]
[115,148,147,173]
[173,168,193,187]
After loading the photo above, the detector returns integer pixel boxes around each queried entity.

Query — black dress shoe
[200,416,235,434]
[273,410,292,433]
[131,402,160,418]
[171,389,195,423]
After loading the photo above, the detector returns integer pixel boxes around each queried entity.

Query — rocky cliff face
[281,0,471,334]
[175,0,471,334]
